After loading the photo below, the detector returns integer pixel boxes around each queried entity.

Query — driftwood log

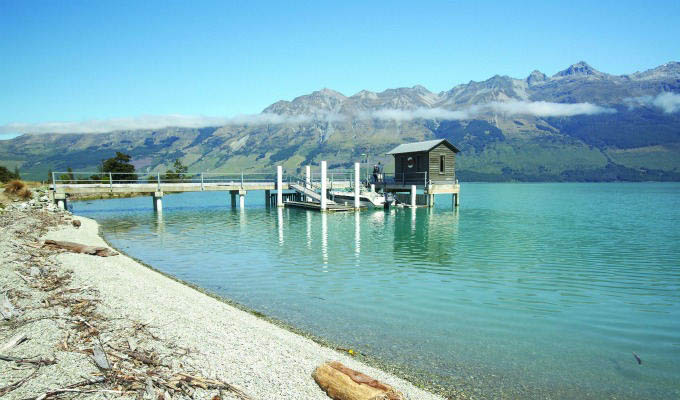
[312,361,404,400]
[43,240,118,257]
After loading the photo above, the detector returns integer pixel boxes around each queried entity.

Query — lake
[72,183,680,399]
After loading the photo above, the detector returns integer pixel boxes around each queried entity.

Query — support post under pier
[320,161,327,211]
[239,190,246,210]
[153,191,163,212]
[230,191,237,208]
[354,162,360,210]
[265,190,271,208]
[54,193,67,210]
[452,193,459,208]
[305,165,311,203]
[411,185,416,208]
[277,166,283,207]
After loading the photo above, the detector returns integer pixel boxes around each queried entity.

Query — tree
[67,167,75,183]
[102,152,137,183]
[13,166,20,180]
[163,159,189,182]
[0,165,20,183]
[47,168,53,183]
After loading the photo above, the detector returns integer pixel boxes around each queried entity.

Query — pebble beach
[0,189,444,400]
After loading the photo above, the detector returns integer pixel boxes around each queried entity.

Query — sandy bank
[36,215,443,399]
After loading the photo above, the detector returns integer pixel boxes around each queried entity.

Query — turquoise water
[72,183,680,399]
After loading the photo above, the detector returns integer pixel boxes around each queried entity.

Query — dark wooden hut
[386,139,460,185]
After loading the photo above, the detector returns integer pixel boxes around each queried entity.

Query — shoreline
[0,201,445,399]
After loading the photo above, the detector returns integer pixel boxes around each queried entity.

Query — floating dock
[283,200,360,212]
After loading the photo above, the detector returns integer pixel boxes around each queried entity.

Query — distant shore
[0,199,444,399]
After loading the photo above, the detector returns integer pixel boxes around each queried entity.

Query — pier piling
[320,161,328,211]
[239,190,246,209]
[305,165,311,203]
[230,191,237,208]
[153,191,163,212]
[354,162,360,209]
[54,193,67,210]
[277,166,283,207]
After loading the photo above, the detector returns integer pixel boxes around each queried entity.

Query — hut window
[439,155,445,173]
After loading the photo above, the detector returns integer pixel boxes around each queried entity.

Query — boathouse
[386,139,460,185]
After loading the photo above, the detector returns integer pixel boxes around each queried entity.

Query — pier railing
[377,172,429,186]
[50,170,356,190]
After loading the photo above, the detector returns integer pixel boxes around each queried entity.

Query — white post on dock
[305,165,311,202]
[276,166,283,207]
[370,183,375,193]
[411,185,417,208]
[354,162,360,210]
[320,161,327,211]
[153,191,163,212]
[54,193,67,210]
[239,190,246,209]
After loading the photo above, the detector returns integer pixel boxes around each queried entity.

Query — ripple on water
[75,183,680,399]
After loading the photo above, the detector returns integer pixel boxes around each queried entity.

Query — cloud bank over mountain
[2,60,677,135]
[0,113,317,135]
[1,100,615,134]
[625,92,680,113]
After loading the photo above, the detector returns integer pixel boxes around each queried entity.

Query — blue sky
[1,0,679,137]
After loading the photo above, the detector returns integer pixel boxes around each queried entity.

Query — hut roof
[386,139,460,155]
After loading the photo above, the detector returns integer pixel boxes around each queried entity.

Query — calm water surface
[72,183,680,399]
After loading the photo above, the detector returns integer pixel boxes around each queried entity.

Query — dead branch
[43,240,118,257]
[0,368,38,396]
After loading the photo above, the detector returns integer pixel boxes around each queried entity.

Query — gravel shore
[0,195,444,400]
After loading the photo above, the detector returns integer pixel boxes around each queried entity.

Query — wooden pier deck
[49,159,460,212]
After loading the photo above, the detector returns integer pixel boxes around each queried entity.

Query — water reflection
[277,207,284,246]
[306,210,312,249]
[354,211,360,259]
[154,211,164,236]
[321,212,328,266]
[71,184,680,400]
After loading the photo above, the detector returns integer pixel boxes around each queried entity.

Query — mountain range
[2,61,680,181]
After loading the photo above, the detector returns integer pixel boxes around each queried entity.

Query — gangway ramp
[289,183,336,205]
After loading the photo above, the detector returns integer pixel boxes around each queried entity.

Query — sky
[1,0,679,138]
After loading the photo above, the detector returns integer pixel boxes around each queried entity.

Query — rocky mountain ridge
[2,61,680,182]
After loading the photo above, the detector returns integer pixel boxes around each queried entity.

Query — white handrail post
[320,161,327,211]
[157,172,161,191]
[109,172,113,191]
[354,162,360,209]
[200,173,204,190]
[241,171,244,189]
[305,165,311,202]
[276,166,283,207]
[52,171,56,191]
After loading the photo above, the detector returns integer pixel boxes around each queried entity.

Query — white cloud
[652,92,680,113]
[365,101,614,121]
[0,100,615,135]
[482,100,615,117]
[0,113,318,135]
[624,92,680,113]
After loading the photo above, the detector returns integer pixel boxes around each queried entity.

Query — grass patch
[17,187,33,200]
[4,179,26,194]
